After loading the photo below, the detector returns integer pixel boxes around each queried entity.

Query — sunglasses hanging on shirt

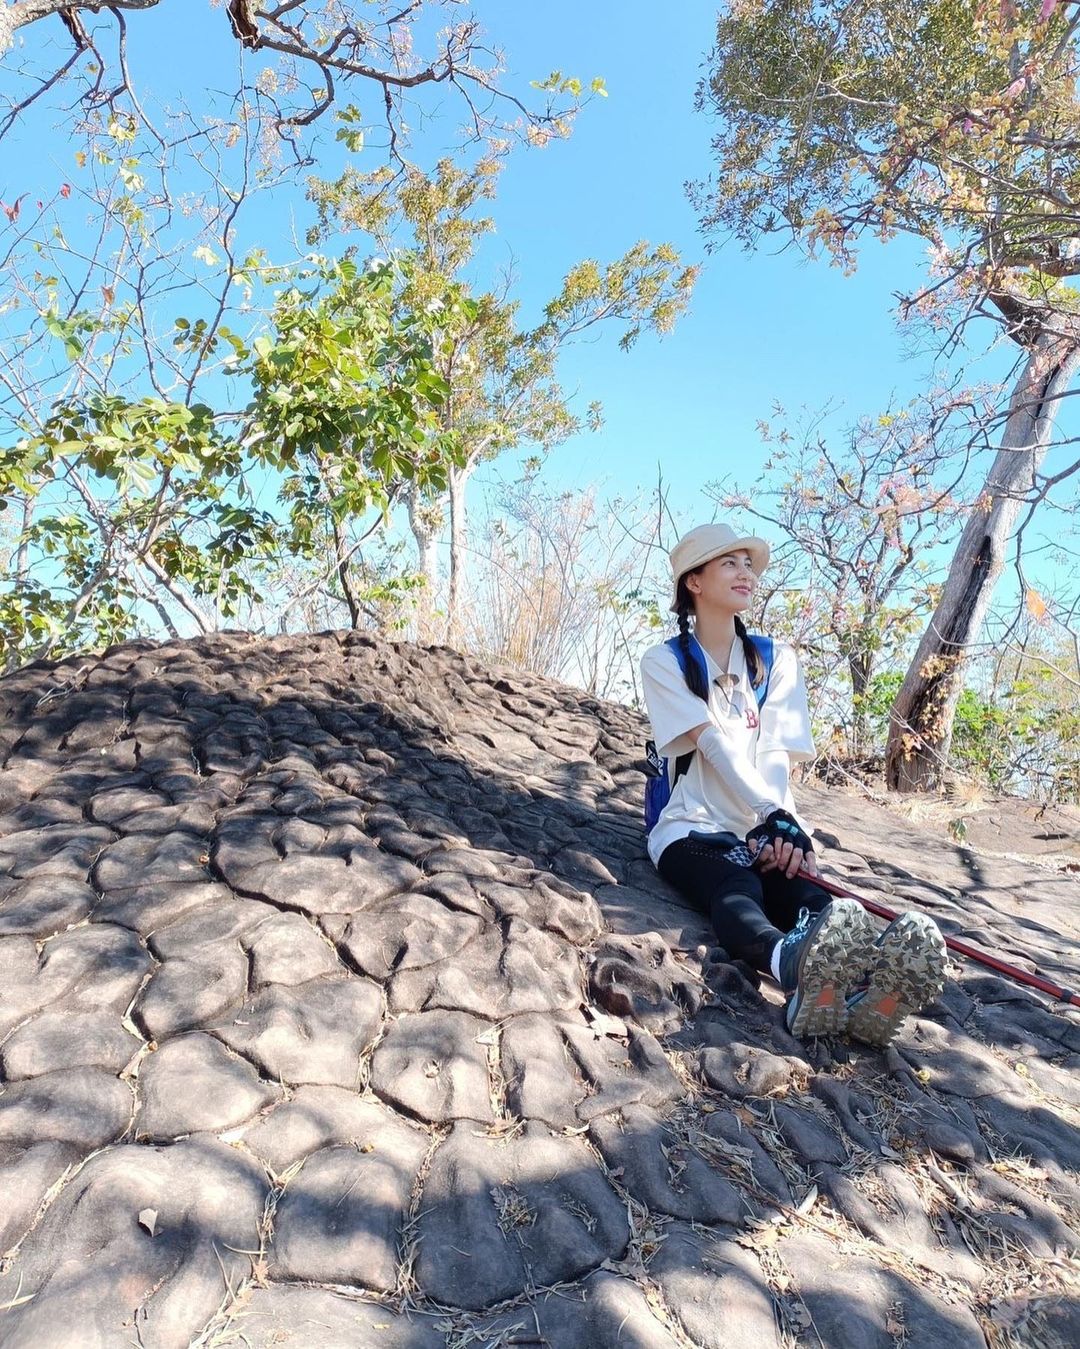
[713,672,739,705]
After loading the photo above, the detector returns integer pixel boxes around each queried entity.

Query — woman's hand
[746,810,817,880]
[749,837,815,879]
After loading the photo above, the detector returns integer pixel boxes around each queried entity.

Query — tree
[0,5,601,663]
[863,620,1080,801]
[466,476,670,702]
[0,256,463,668]
[307,157,699,640]
[1,4,584,151]
[711,391,977,755]
[695,0,1080,790]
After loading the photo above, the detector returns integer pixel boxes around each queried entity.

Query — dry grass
[474,1019,511,1124]
[394,1126,448,1307]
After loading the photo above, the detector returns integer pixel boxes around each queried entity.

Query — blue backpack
[644,633,775,833]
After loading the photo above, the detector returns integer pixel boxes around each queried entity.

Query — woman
[641,522,946,1045]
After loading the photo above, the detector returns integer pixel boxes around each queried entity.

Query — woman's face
[687,550,758,613]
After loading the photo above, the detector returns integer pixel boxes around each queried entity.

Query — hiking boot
[777,899,877,1038]
[846,911,947,1049]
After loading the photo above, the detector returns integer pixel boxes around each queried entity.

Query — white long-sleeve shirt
[640,634,815,866]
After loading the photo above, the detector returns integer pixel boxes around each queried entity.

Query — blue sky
[3,0,1076,611]
[467,2,1077,612]
[472,3,937,505]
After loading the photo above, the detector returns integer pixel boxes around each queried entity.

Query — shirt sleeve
[757,748,791,805]
[695,727,783,824]
[757,642,815,760]
[640,644,710,759]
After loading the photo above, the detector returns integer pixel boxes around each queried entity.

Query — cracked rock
[390,917,583,1017]
[136,1033,280,1140]
[589,931,703,1032]
[271,1123,428,1289]
[241,1088,412,1174]
[213,976,383,1087]
[212,1286,445,1348]
[650,1222,780,1349]
[591,1103,745,1225]
[0,1010,138,1080]
[0,1138,266,1349]
[414,1121,629,1309]
[369,1009,494,1124]
[0,1068,132,1151]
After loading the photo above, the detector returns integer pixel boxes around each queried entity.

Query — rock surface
[1,629,1078,1346]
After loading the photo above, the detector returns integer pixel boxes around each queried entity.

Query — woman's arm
[689,727,813,877]
[757,747,792,807]
[686,722,784,824]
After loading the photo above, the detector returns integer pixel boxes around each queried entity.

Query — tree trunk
[15,494,32,586]
[885,327,1080,792]
[331,517,361,629]
[406,485,443,642]
[446,459,475,645]
[847,648,872,757]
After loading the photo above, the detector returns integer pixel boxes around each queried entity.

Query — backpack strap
[663,633,709,690]
[661,636,708,791]
[661,632,776,789]
[672,750,694,784]
[747,633,775,710]
[667,632,776,710]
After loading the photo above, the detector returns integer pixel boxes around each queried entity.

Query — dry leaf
[737,1222,780,1250]
[796,1184,819,1216]
[583,1006,627,1037]
[1026,588,1048,621]
[138,1208,158,1237]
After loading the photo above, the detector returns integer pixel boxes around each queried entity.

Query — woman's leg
[658,838,879,1039]
[657,837,781,972]
[757,870,832,934]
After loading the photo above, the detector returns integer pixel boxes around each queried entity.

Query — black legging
[658,832,830,973]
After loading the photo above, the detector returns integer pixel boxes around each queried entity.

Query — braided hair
[735,614,765,688]
[675,569,764,701]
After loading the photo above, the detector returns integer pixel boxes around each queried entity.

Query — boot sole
[786,899,877,1038]
[846,912,947,1048]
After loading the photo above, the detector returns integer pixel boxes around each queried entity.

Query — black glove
[746,809,813,860]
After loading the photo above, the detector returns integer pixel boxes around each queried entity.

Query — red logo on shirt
[745,707,759,730]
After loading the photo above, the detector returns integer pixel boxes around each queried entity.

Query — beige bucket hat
[668,522,770,612]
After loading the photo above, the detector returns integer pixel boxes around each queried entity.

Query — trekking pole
[800,869,1080,1010]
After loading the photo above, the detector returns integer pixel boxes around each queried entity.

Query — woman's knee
[710,869,765,911]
